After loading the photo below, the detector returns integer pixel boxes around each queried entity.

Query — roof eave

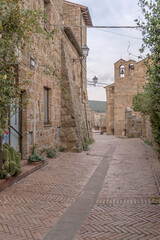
[63,26,83,57]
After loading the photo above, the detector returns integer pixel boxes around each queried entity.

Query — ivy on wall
[0,0,55,167]
[133,0,160,154]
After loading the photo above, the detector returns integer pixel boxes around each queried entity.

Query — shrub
[82,137,94,151]
[46,148,57,158]
[28,153,45,162]
[58,146,66,152]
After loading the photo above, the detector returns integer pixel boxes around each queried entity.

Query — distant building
[88,100,106,131]
[105,58,146,136]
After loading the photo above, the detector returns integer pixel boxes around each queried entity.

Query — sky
[68,0,145,101]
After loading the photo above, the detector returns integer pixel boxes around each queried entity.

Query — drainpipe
[80,10,90,139]
[80,59,90,139]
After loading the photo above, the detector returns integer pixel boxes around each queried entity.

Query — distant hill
[89,100,106,113]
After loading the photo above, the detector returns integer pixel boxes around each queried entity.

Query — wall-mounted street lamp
[87,76,98,87]
[87,76,110,87]
[82,44,90,58]
[71,44,90,63]
[93,76,98,85]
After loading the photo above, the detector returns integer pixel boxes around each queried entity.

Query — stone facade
[14,0,92,158]
[60,1,93,151]
[94,113,106,131]
[106,58,146,136]
[125,107,143,138]
[106,83,115,134]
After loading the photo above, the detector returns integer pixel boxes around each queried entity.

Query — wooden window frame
[44,87,50,125]
[44,0,51,31]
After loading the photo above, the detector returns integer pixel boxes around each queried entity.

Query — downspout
[80,11,90,139]
[80,59,89,139]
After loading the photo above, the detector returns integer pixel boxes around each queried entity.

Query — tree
[133,0,160,154]
[0,0,51,168]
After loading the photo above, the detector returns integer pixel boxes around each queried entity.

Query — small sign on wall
[2,129,9,144]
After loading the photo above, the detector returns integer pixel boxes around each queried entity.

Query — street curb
[0,160,48,192]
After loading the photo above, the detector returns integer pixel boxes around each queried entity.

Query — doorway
[9,99,22,153]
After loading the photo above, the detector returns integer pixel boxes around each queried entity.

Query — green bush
[46,148,57,158]
[28,153,45,162]
[82,137,94,151]
[134,0,160,156]
[58,146,66,152]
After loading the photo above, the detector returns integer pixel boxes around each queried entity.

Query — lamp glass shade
[93,76,98,84]
[82,44,90,57]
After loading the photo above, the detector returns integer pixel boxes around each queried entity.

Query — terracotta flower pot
[28,161,40,165]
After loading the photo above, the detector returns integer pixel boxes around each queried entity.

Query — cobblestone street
[0,134,160,240]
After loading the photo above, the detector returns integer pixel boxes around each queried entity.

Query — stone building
[61,1,93,151]
[88,100,106,131]
[105,58,146,136]
[9,0,92,159]
[94,113,106,132]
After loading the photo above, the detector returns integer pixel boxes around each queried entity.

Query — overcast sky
[68,0,144,101]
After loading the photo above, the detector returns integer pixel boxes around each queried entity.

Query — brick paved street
[77,137,160,240]
[0,134,160,240]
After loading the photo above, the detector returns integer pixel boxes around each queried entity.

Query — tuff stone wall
[125,108,143,138]
[94,113,106,131]
[63,1,87,47]
[60,38,84,152]
[19,0,92,158]
[20,0,63,159]
[60,2,92,151]
[106,59,146,136]
[106,83,115,134]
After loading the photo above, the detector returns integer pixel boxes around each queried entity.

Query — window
[129,64,134,70]
[44,87,50,124]
[44,0,51,31]
[29,132,33,145]
[120,65,125,77]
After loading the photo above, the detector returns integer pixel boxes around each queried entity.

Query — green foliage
[4,162,9,172]
[132,91,151,114]
[28,153,45,162]
[82,137,94,151]
[9,161,16,176]
[46,148,57,158]
[29,144,46,162]
[144,139,152,146]
[133,0,160,153]
[58,146,66,152]
[0,0,55,133]
[16,153,21,168]
[87,138,95,145]
[2,148,9,162]
[31,144,37,155]
[15,167,21,176]
[0,143,22,179]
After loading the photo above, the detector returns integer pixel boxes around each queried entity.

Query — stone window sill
[44,123,52,128]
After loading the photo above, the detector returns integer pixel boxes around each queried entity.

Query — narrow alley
[0,134,160,240]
